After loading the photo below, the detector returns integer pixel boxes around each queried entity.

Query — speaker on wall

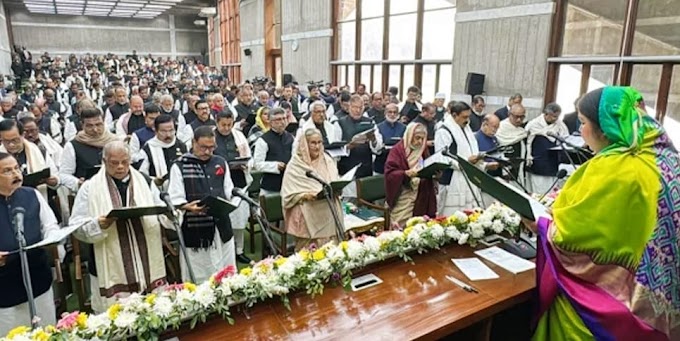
[244,48,252,56]
[465,73,485,96]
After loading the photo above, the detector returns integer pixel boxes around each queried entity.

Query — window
[339,21,356,61]
[388,14,417,60]
[587,65,616,92]
[560,0,627,56]
[632,2,680,56]
[555,64,584,114]
[665,65,680,147]
[361,18,383,60]
[630,64,662,117]
[390,0,417,15]
[422,8,456,59]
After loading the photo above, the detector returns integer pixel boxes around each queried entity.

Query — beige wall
[281,0,332,83]
[451,0,554,118]
[239,0,265,81]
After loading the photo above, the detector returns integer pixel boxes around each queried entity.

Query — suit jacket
[494,106,509,121]
[563,112,579,135]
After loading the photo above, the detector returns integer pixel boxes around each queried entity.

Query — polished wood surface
[166,244,535,341]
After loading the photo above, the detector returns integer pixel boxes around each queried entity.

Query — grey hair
[544,102,562,115]
[102,140,131,160]
[268,107,286,120]
[304,128,322,138]
[257,90,269,98]
[160,94,174,103]
[16,111,35,121]
[310,100,326,113]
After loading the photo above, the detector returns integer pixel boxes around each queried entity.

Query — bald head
[481,114,500,137]
[509,104,526,127]
[130,95,144,115]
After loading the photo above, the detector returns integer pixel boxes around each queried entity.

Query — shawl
[88,167,166,299]
[281,132,341,239]
[496,118,528,146]
[534,86,680,340]
[74,129,119,148]
[384,124,436,217]
[1,140,48,199]
[255,107,270,133]
[524,115,569,162]
[145,136,178,179]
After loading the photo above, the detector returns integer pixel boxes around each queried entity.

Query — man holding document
[70,141,168,313]
[0,153,58,334]
[435,101,498,215]
[168,126,237,283]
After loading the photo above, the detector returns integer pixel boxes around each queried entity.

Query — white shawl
[524,115,569,162]
[88,167,165,301]
[1,140,48,199]
[145,137,180,179]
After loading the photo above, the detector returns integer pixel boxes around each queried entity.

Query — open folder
[417,151,452,179]
[200,196,237,218]
[453,154,548,221]
[23,168,51,188]
[106,206,168,219]
[4,222,86,254]
[316,164,360,198]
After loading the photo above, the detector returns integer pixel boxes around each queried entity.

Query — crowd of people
[0,50,678,340]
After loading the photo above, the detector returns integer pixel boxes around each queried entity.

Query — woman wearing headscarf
[281,128,342,250]
[384,123,437,227]
[247,106,270,148]
[528,87,680,340]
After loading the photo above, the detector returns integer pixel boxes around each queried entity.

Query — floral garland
[3,203,520,341]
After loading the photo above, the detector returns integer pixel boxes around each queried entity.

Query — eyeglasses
[1,165,21,176]
[1,137,22,146]
[196,106,210,111]
[196,144,216,152]
[510,113,526,120]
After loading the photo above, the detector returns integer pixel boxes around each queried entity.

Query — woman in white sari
[281,128,342,250]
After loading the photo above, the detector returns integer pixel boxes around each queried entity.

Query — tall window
[546,0,680,146]
[218,0,241,84]
[332,0,455,102]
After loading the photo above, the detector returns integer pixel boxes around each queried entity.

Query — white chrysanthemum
[346,240,364,259]
[175,289,194,305]
[119,293,143,310]
[8,335,30,341]
[445,226,461,240]
[316,258,332,272]
[113,311,138,329]
[218,282,233,296]
[277,259,297,277]
[491,220,505,233]
[430,224,445,239]
[85,313,111,332]
[470,223,485,238]
[286,254,304,268]
[194,284,216,308]
[271,285,290,295]
[325,246,345,263]
[153,296,174,317]
[407,230,422,244]
[453,211,468,223]
[377,230,402,244]
[363,236,381,254]
[458,233,469,245]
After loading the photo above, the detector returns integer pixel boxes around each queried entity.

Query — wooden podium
[164,243,535,340]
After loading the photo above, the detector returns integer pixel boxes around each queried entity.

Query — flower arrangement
[2,203,520,341]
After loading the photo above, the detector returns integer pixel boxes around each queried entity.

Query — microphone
[159,192,176,215]
[538,169,568,201]
[546,132,593,156]
[305,170,330,187]
[12,207,25,236]
[231,188,259,208]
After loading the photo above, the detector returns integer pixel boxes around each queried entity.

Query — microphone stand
[169,211,196,284]
[14,212,38,329]
[232,189,279,256]
[555,138,578,175]
[321,184,346,242]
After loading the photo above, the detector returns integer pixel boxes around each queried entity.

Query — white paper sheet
[474,246,536,274]
[451,257,499,281]
[340,164,360,182]
[327,145,349,158]
[27,223,84,250]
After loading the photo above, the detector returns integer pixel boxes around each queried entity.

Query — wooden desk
[166,244,535,340]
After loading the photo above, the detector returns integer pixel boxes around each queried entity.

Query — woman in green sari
[528,86,679,340]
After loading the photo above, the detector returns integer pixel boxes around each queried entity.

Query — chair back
[259,192,283,223]
[248,172,263,197]
[357,175,386,202]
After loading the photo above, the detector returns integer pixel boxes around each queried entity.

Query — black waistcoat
[337,116,374,177]
[70,140,103,179]
[260,130,293,192]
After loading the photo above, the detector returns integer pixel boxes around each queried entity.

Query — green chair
[356,175,390,230]
[246,172,263,253]
[259,192,295,256]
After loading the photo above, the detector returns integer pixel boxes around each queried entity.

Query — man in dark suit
[562,98,581,135]
[494,93,523,121]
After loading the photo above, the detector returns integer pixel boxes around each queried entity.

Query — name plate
[350,273,383,291]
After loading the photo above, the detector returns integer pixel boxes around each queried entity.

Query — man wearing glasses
[180,99,215,149]
[168,126,237,283]
[374,103,406,174]
[496,104,529,187]
[253,108,294,195]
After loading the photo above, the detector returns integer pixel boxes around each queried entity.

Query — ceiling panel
[21,0,192,18]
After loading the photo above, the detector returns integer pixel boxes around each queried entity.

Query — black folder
[23,168,50,188]
[285,122,299,134]
[416,162,451,179]
[227,156,251,167]
[453,155,546,221]
[106,206,168,219]
[200,196,237,218]
[325,141,347,150]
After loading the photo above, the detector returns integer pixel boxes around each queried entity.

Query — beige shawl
[88,167,166,299]
[281,132,341,239]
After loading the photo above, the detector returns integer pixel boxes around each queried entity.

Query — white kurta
[0,189,59,335]
[167,160,239,283]
[435,116,484,215]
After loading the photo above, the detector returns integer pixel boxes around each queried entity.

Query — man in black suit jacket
[494,93,523,121]
[562,98,581,134]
